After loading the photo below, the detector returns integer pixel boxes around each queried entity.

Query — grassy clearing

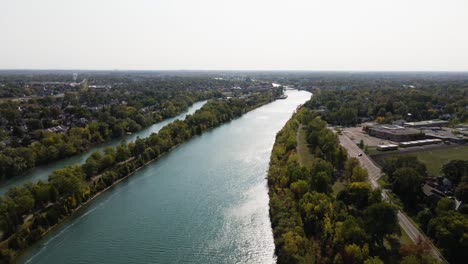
[384,227,413,253]
[403,146,468,176]
[296,124,315,169]
[332,180,345,196]
[398,226,413,246]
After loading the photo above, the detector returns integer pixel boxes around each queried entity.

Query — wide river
[0,101,207,195]
[19,90,311,264]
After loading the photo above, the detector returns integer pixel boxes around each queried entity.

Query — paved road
[338,131,447,263]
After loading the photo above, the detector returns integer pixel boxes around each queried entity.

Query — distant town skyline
[1,0,468,71]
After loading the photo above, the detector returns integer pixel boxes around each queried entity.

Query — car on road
[358,153,363,157]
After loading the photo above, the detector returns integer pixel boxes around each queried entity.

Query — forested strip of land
[267,107,440,263]
[0,91,209,182]
[0,91,276,263]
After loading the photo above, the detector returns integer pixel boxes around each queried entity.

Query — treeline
[267,107,436,263]
[0,93,275,262]
[0,92,207,181]
[383,156,468,263]
[305,86,468,126]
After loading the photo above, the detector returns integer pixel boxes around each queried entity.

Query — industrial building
[377,144,399,151]
[366,124,424,142]
[404,120,449,128]
[422,128,468,144]
[399,139,443,148]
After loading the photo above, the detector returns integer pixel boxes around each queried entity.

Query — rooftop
[404,120,449,127]
[368,124,421,135]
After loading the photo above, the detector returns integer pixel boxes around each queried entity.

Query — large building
[366,124,424,142]
[404,120,449,128]
[422,127,468,144]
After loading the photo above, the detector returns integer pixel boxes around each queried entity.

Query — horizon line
[1,68,468,73]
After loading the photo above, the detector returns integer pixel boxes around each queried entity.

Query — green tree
[391,167,423,209]
[115,143,131,162]
[427,211,467,262]
[455,182,468,203]
[364,202,398,248]
[363,256,383,264]
[417,208,433,232]
[342,243,369,264]
[338,182,371,209]
[344,158,360,181]
[351,167,368,182]
[290,180,309,198]
[300,191,332,235]
[441,160,468,185]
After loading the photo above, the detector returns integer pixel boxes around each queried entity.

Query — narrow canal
[0,101,207,195]
[20,90,311,264]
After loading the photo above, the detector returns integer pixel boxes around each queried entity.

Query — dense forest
[267,107,441,263]
[0,91,208,181]
[0,71,274,181]
[0,90,278,263]
[304,84,467,126]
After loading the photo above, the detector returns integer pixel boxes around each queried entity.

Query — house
[43,125,68,134]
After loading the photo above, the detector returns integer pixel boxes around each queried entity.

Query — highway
[338,131,447,263]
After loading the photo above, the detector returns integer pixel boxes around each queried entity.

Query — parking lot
[341,126,398,147]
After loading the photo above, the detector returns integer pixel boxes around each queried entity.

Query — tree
[358,139,364,149]
[338,182,371,209]
[133,137,146,156]
[311,171,332,193]
[333,217,368,247]
[342,243,369,264]
[435,197,455,215]
[351,167,368,182]
[310,158,333,179]
[344,158,360,181]
[364,202,398,248]
[281,231,305,263]
[441,160,468,185]
[455,182,468,203]
[115,143,131,162]
[400,237,436,264]
[290,180,308,198]
[383,156,426,182]
[427,211,468,262]
[49,165,86,197]
[300,191,332,235]
[334,146,348,170]
[363,256,384,264]
[391,167,423,209]
[82,159,99,179]
[417,208,433,232]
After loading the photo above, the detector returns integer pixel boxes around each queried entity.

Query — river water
[0,101,207,195]
[19,90,311,264]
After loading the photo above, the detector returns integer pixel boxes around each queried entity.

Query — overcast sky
[1,0,467,71]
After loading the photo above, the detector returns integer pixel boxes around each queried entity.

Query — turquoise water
[0,101,206,195]
[19,90,311,264]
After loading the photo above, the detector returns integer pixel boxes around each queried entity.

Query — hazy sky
[1,0,467,71]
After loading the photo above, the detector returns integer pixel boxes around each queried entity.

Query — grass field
[296,124,315,169]
[404,146,468,176]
